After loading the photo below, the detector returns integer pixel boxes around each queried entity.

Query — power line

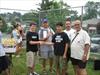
[0,8,32,11]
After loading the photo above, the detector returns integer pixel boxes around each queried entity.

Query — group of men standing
[26,18,90,75]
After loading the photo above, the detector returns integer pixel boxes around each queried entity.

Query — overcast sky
[0,0,100,14]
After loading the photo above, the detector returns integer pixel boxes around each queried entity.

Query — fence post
[81,6,83,26]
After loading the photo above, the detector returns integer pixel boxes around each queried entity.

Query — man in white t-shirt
[63,19,75,75]
[71,20,90,75]
[0,31,10,75]
[64,20,75,39]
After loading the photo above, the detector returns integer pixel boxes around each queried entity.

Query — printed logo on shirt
[32,36,37,39]
[55,35,63,43]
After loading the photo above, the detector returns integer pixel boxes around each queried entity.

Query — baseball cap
[30,22,37,26]
[42,19,48,23]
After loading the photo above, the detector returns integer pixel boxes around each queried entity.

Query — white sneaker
[16,55,20,58]
[33,72,39,75]
[29,73,33,75]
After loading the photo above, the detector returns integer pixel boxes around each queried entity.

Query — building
[82,18,100,34]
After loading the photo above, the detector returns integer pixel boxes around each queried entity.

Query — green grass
[8,49,100,75]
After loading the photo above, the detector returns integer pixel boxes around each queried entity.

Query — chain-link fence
[1,6,100,53]
[0,5,100,35]
[0,5,100,75]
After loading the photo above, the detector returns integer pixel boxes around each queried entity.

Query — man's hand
[39,41,45,45]
[82,54,87,62]
[63,54,66,59]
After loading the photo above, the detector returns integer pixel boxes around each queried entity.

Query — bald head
[74,20,81,32]
[74,20,81,25]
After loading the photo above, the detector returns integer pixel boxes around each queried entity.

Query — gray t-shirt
[38,27,54,51]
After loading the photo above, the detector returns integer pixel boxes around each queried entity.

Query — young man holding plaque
[38,19,54,73]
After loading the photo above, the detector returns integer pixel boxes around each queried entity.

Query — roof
[81,18,100,27]
[83,18,100,25]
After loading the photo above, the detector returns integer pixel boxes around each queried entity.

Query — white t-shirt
[71,29,90,60]
[64,28,75,40]
[0,31,5,56]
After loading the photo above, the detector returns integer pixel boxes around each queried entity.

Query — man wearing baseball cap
[38,19,55,74]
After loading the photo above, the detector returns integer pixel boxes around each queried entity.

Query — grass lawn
[7,49,100,75]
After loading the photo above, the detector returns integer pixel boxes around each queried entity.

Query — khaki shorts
[26,51,37,67]
[55,56,67,69]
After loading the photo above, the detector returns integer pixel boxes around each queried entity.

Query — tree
[0,16,7,32]
[83,1,100,20]
[22,12,39,23]
[38,0,77,30]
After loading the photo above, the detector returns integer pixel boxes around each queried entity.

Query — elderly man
[71,20,90,75]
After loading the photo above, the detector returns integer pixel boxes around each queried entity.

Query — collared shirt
[0,31,5,56]
[71,29,90,60]
[64,28,75,40]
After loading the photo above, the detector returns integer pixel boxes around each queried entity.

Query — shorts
[0,56,10,73]
[55,56,67,69]
[39,45,54,59]
[26,51,37,67]
[71,58,87,69]
[40,49,54,59]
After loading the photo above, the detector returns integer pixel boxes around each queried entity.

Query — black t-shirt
[26,31,39,52]
[52,32,70,56]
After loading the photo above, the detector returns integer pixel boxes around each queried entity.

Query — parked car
[90,34,100,52]
[90,43,100,52]
[91,37,100,44]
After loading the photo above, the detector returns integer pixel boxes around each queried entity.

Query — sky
[0,0,100,14]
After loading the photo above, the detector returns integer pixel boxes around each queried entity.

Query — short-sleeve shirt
[0,31,5,56]
[26,31,39,52]
[52,32,70,56]
[64,28,75,40]
[71,29,90,60]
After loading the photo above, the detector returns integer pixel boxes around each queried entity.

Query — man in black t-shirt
[26,23,41,75]
[52,22,70,75]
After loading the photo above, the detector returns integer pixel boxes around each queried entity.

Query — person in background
[26,23,41,75]
[64,18,75,39]
[0,31,10,75]
[70,20,90,75]
[38,19,54,74]
[63,18,75,75]
[52,22,70,75]
[12,23,24,56]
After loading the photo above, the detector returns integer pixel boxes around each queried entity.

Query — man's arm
[29,41,41,45]
[63,43,68,58]
[82,44,90,62]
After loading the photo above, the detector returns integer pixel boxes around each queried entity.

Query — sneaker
[29,73,33,75]
[33,72,40,75]
[16,55,20,58]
